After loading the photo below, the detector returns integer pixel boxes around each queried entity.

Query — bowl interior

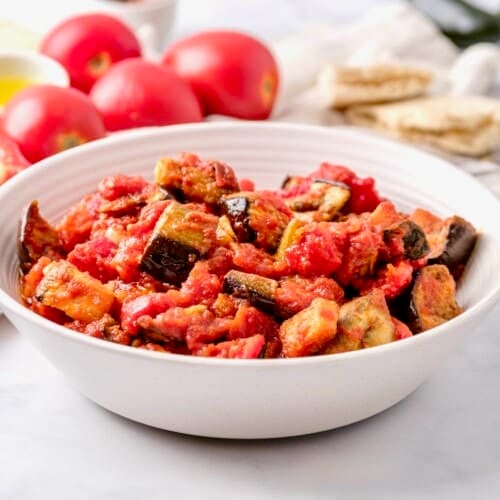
[0,122,499,333]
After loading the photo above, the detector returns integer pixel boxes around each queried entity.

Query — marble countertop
[2,2,500,499]
[2,310,500,499]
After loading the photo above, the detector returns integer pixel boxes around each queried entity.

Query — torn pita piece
[318,64,433,109]
[346,96,500,157]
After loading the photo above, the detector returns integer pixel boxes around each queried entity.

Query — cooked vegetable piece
[18,200,64,274]
[221,195,253,242]
[383,220,429,260]
[154,153,239,205]
[220,191,292,252]
[411,210,477,279]
[282,178,351,221]
[328,289,396,352]
[140,202,218,285]
[279,297,339,357]
[407,264,462,332]
[223,269,278,314]
[430,217,477,279]
[216,214,238,246]
[274,218,305,262]
[35,260,115,322]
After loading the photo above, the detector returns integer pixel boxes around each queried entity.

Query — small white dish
[85,0,178,54]
[0,51,69,107]
[0,122,498,439]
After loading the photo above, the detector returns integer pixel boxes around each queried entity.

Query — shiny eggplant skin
[154,155,239,206]
[281,176,351,221]
[140,237,199,286]
[18,200,63,275]
[430,216,478,279]
[223,270,278,314]
[139,201,218,286]
[393,264,462,333]
[220,191,292,252]
[383,220,430,260]
[221,196,255,243]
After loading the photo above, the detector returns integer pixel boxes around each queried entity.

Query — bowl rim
[0,121,499,367]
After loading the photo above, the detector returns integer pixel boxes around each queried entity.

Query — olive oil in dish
[0,75,38,106]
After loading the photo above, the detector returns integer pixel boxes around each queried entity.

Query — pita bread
[346,96,500,157]
[318,64,433,109]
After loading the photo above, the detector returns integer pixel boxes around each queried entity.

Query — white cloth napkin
[264,1,500,198]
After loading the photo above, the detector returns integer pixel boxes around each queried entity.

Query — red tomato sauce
[19,153,476,359]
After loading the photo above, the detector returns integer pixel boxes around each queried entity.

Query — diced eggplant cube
[154,156,239,205]
[331,289,396,351]
[223,270,278,314]
[141,236,199,286]
[384,220,430,260]
[408,264,462,332]
[430,216,477,279]
[18,200,63,274]
[318,181,351,220]
[279,297,339,357]
[220,191,292,252]
[411,210,478,279]
[282,177,351,221]
[140,202,218,285]
[275,218,305,262]
[221,196,255,243]
[36,260,114,322]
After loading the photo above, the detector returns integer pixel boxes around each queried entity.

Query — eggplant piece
[215,215,238,246]
[283,178,351,221]
[279,297,340,357]
[220,191,292,252]
[221,195,254,243]
[154,156,239,205]
[383,219,430,260]
[429,216,478,279]
[411,209,478,280]
[405,264,462,333]
[222,270,278,314]
[18,200,64,275]
[36,260,115,322]
[274,218,305,262]
[140,202,219,286]
[325,289,396,353]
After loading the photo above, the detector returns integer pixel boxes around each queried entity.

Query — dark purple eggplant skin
[430,216,478,280]
[140,237,199,286]
[18,200,64,275]
[220,196,256,243]
[222,270,278,315]
[384,220,430,260]
[390,264,461,333]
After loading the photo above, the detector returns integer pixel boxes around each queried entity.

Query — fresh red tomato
[2,84,106,163]
[40,13,142,93]
[89,58,203,132]
[162,30,279,120]
[0,131,31,185]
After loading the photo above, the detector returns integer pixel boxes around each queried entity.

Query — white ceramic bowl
[0,123,498,439]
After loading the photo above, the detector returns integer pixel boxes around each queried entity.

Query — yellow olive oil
[0,76,37,106]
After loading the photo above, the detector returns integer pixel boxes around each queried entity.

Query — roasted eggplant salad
[18,153,478,359]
